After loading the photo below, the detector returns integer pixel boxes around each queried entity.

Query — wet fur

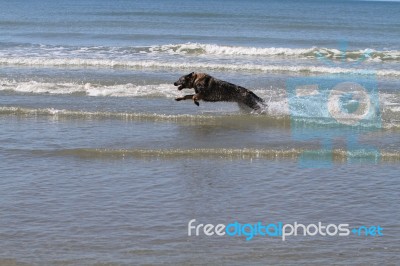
[174,72,265,110]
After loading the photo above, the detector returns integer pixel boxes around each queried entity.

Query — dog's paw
[194,101,200,106]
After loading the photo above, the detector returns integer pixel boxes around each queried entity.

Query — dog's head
[174,72,196,90]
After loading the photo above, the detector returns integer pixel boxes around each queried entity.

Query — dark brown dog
[174,72,265,111]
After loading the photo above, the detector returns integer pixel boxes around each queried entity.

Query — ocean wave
[1,78,399,129]
[0,106,227,123]
[0,80,180,98]
[0,106,398,129]
[37,147,400,162]
[0,79,277,101]
[1,57,399,76]
[149,43,400,61]
[3,43,400,61]
[149,43,318,56]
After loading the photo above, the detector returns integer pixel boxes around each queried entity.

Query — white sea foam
[149,43,318,56]
[84,83,180,97]
[0,80,181,98]
[2,43,400,61]
[149,43,400,61]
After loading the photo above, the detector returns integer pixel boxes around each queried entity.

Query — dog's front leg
[175,94,195,101]
[175,94,202,107]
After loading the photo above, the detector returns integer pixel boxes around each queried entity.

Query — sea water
[0,0,399,264]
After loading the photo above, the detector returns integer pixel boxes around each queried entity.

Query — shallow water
[0,0,399,265]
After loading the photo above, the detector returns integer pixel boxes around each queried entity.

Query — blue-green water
[0,0,399,265]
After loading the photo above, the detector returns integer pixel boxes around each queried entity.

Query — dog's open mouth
[173,82,183,90]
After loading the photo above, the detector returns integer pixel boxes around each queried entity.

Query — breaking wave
[148,43,400,61]
[0,80,180,98]
[3,43,400,61]
[1,57,399,76]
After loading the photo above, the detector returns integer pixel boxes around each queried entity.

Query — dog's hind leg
[237,89,264,111]
[242,96,262,111]
[192,93,202,106]
[243,96,268,114]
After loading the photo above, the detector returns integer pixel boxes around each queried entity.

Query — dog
[173,72,265,111]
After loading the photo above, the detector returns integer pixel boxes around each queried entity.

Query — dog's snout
[174,82,178,86]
